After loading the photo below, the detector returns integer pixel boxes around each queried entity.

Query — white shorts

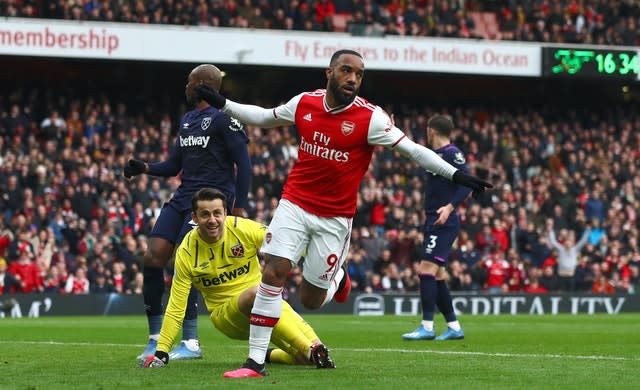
[261,199,352,290]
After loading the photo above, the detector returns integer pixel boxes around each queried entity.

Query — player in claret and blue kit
[402,114,469,341]
[123,64,252,362]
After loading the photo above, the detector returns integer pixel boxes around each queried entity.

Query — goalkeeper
[142,188,335,374]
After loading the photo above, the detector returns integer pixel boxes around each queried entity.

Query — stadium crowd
[1,0,639,45]
[0,0,639,298]
[1,80,639,298]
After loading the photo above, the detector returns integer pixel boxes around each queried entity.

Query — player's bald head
[190,64,222,91]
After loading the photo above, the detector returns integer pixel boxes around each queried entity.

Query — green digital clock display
[543,47,639,79]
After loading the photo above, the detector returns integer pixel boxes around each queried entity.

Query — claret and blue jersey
[147,106,250,212]
[423,143,472,219]
[422,143,472,263]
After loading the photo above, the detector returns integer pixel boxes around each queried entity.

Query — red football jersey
[273,90,403,217]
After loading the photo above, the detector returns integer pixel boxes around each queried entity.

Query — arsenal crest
[201,117,212,131]
[341,121,355,136]
[230,243,245,257]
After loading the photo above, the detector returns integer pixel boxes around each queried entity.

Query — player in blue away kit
[402,115,470,341]
[124,64,252,361]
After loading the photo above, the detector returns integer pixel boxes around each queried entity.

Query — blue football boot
[435,327,465,340]
[402,325,435,340]
[137,338,157,362]
[169,339,203,360]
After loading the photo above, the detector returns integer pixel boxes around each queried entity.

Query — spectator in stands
[42,265,64,293]
[592,273,616,294]
[380,262,403,292]
[346,247,368,292]
[315,0,337,29]
[90,272,114,293]
[64,266,90,294]
[0,257,21,294]
[40,110,67,141]
[2,175,22,225]
[400,266,420,292]
[481,246,509,294]
[8,244,43,293]
[573,255,595,292]
[539,263,562,293]
[546,219,590,291]
[523,275,548,294]
[0,219,15,256]
[585,189,606,224]
[454,237,482,268]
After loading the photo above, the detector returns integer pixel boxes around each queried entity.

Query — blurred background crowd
[2,86,638,297]
[1,0,639,298]
[2,0,640,45]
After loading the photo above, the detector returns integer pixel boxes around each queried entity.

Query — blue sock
[182,287,199,340]
[419,274,437,321]
[148,315,163,336]
[143,267,164,317]
[143,266,165,336]
[436,280,457,322]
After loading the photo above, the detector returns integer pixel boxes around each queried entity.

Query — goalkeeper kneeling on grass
[142,188,335,373]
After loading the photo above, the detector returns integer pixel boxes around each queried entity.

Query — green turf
[1,314,638,389]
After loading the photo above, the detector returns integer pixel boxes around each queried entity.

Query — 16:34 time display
[544,47,639,78]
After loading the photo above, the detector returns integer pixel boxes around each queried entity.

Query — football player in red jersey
[196,50,492,378]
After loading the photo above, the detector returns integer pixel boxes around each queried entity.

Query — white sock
[248,282,283,365]
[448,321,461,331]
[149,334,159,341]
[183,339,200,351]
[421,320,434,331]
[321,267,344,306]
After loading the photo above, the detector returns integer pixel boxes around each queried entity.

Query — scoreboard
[542,47,639,80]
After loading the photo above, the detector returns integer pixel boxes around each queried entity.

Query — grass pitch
[1,314,638,389]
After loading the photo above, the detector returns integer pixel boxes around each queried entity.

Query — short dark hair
[427,114,454,138]
[329,49,363,67]
[191,188,227,212]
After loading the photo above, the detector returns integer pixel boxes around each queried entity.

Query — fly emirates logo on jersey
[197,261,250,287]
[299,131,350,162]
[179,135,210,149]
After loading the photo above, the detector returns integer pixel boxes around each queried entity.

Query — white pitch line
[1,340,638,362]
[0,340,142,348]
[346,347,640,362]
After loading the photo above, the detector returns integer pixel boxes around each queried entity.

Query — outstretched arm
[222,100,292,128]
[547,229,563,250]
[575,227,591,250]
[368,109,492,197]
[395,138,490,197]
[394,136,457,179]
[196,84,292,128]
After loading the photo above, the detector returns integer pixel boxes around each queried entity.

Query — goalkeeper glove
[195,84,227,109]
[452,170,493,200]
[124,159,146,178]
[142,351,169,368]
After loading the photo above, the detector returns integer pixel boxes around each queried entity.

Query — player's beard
[328,76,358,107]
[186,91,198,106]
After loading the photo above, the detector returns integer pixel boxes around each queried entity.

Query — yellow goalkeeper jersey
[158,216,266,352]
